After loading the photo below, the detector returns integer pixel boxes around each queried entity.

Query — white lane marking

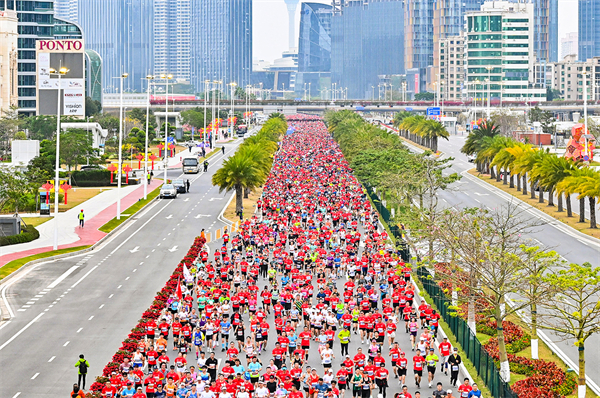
[31,298,39,301]
[129,246,140,253]
[0,313,45,351]
[168,245,178,252]
[63,341,70,346]
[39,291,47,294]
[146,255,150,258]
[88,316,94,320]
[99,304,105,309]
[109,294,114,298]
[173,228,176,231]
[133,269,137,272]
[26,301,35,305]
[0,321,11,331]
[157,243,161,246]
[140,262,144,265]
[48,356,56,362]
[34,295,43,298]
[31,373,40,380]
[17,309,26,312]
[71,265,98,288]
[125,277,130,281]
[109,201,173,255]
[12,392,21,398]
[22,305,31,308]
[77,328,83,333]
[473,198,480,203]
[117,285,122,289]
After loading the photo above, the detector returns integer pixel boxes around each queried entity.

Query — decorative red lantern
[136,153,144,169]
[123,165,133,184]
[60,183,72,205]
[157,142,164,158]
[168,143,175,157]
[107,164,118,183]
[42,182,53,204]
[149,154,158,170]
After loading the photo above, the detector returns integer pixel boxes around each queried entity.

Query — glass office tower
[331,0,404,99]
[579,0,600,61]
[296,2,332,98]
[191,0,252,91]
[154,0,191,81]
[75,0,154,93]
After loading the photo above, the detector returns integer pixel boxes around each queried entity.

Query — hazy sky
[253,0,579,64]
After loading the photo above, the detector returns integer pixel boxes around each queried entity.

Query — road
[0,136,247,398]
[436,135,600,388]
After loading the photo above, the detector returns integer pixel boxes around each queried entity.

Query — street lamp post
[204,80,210,143]
[308,82,311,101]
[583,70,588,140]
[160,74,173,183]
[486,66,493,118]
[143,74,154,200]
[436,75,440,108]
[114,72,129,220]
[229,82,237,139]
[49,65,69,250]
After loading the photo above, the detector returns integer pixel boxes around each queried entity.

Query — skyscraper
[190,0,252,90]
[75,0,154,93]
[579,0,600,61]
[331,0,404,99]
[154,0,191,80]
[404,0,434,74]
[532,0,558,62]
[2,0,83,115]
[54,0,78,22]
[296,2,332,98]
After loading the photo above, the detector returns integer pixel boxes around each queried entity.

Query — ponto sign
[37,39,84,52]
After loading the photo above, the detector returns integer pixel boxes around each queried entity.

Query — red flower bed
[87,236,206,396]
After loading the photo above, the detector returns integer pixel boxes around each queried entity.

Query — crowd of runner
[99,115,482,398]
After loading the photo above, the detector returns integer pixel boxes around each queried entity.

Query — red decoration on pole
[136,154,144,169]
[157,143,164,158]
[123,165,133,184]
[60,183,72,205]
[149,154,158,170]
[168,143,175,157]
[42,182,53,204]
[107,164,118,184]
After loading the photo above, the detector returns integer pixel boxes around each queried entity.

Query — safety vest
[78,212,84,220]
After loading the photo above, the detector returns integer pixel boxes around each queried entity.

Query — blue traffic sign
[405,107,413,111]
[426,107,441,116]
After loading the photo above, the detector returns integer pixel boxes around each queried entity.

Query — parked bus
[182,157,200,174]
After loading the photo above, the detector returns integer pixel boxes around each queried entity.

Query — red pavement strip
[0,179,163,268]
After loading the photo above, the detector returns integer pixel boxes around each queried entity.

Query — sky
[254,0,579,64]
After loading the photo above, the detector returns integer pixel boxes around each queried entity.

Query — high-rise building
[296,2,332,98]
[404,0,434,74]
[552,54,598,101]
[75,0,154,93]
[0,7,18,115]
[284,0,300,51]
[561,32,578,60]
[154,0,191,80]
[578,0,600,62]
[438,35,465,101]
[464,1,546,102]
[531,0,558,62]
[191,0,252,90]
[331,0,404,99]
[2,0,83,115]
[54,0,78,22]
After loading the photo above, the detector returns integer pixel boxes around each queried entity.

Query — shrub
[71,169,112,187]
[0,224,40,246]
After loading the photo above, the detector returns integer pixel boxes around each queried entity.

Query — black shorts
[413,370,422,376]
[185,336,192,344]
[398,368,407,376]
[376,335,384,343]
[428,366,436,375]
[323,363,332,368]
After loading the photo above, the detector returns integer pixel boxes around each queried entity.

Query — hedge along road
[0,134,251,398]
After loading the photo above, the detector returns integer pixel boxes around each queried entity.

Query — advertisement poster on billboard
[63,89,85,116]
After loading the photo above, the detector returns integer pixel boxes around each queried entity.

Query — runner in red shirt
[412,349,425,388]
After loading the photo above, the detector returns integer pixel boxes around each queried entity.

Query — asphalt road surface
[0,134,252,398]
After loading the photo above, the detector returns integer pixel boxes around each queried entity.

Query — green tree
[0,106,21,158]
[529,106,556,135]
[55,128,96,179]
[414,92,435,101]
[557,167,600,228]
[0,167,39,214]
[95,114,120,139]
[85,96,102,116]
[539,262,600,398]
[24,115,57,141]
[212,151,265,214]
[268,112,286,122]
[461,120,499,172]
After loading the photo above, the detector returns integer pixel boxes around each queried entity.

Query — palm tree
[212,151,266,214]
[461,120,499,172]
[505,144,531,193]
[422,119,450,152]
[558,168,600,228]
[512,147,539,198]
[482,135,514,181]
[536,156,579,211]
[529,150,552,204]
[392,111,412,129]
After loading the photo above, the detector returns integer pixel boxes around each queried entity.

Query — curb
[0,193,161,322]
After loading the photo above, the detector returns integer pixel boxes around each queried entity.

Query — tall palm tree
[482,135,514,181]
[505,144,531,193]
[529,150,552,204]
[461,120,500,172]
[392,111,412,129]
[536,156,579,211]
[557,167,599,225]
[212,151,266,214]
[512,147,539,198]
[577,171,600,229]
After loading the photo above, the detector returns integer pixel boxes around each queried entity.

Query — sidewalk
[0,179,163,267]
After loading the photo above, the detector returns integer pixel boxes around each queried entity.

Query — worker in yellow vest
[78,209,85,228]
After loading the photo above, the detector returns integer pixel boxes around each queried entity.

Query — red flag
[176,276,182,300]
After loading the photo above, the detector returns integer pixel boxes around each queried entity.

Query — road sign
[405,107,413,111]
[426,107,441,116]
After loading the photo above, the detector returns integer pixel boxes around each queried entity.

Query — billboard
[36,39,86,117]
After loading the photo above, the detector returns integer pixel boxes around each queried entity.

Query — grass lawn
[468,169,600,240]
[0,245,91,281]
[21,216,53,228]
[98,184,162,233]
[223,187,262,222]
[50,187,105,213]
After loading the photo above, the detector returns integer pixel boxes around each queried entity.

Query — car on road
[467,153,476,162]
[172,179,187,193]
[160,184,178,199]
